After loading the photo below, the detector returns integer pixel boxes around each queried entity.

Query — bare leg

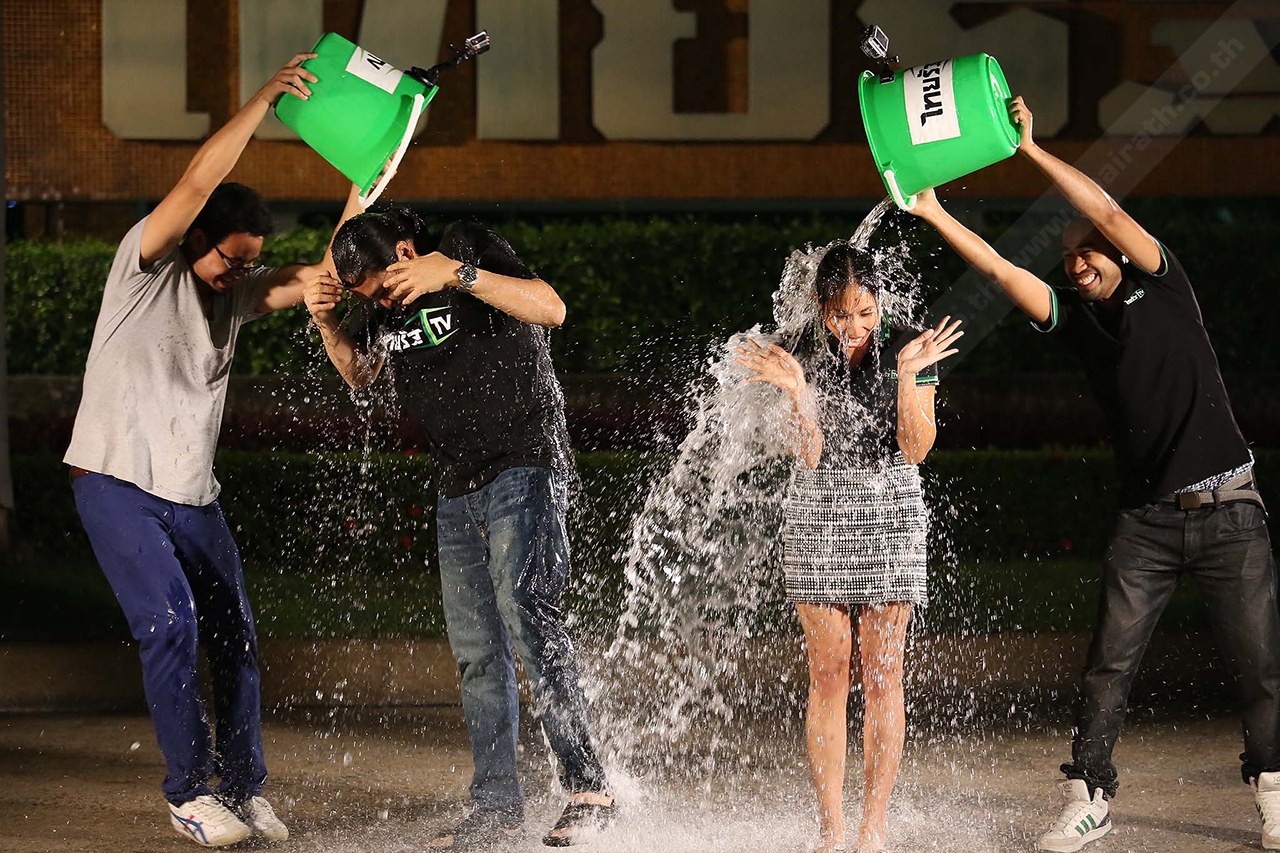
[797,603,854,851]
[855,602,912,853]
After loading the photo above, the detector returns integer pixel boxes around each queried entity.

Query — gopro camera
[410,31,492,87]
[464,31,492,58]
[861,25,890,63]
[860,25,899,83]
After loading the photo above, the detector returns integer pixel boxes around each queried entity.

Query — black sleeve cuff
[1030,283,1060,333]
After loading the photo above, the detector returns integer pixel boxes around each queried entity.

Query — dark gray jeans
[1064,499,1278,797]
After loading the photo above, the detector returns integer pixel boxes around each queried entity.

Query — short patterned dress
[781,328,936,607]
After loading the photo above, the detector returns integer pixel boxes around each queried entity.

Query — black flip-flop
[541,799,619,847]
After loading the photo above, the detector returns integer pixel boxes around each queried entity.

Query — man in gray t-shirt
[65,54,358,848]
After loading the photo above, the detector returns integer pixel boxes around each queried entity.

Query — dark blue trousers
[73,472,266,806]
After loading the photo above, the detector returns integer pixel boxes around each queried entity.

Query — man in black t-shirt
[911,96,1276,853]
[303,211,615,850]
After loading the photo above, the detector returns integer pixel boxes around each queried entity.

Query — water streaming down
[583,197,896,742]
[265,204,1031,851]
[546,201,1017,850]
[586,200,909,758]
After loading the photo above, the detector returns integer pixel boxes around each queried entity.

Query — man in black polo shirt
[910,96,1277,852]
[302,210,616,850]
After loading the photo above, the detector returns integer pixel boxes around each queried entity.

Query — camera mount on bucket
[860,25,898,84]
[408,31,491,87]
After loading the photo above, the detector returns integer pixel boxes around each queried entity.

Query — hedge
[9,449,1275,641]
[6,201,1276,376]
[15,448,1277,573]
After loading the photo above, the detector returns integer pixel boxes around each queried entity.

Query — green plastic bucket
[276,33,437,208]
[858,53,1019,211]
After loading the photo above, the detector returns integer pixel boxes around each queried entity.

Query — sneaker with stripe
[1036,779,1111,853]
[168,795,252,847]
[235,795,289,842]
[1253,772,1280,850]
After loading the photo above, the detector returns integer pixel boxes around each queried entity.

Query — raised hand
[735,339,807,396]
[385,253,464,305]
[1009,95,1035,151]
[253,53,319,107]
[304,273,344,329]
[906,186,942,219]
[898,316,964,378]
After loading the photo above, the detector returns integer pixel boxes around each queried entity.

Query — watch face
[458,264,479,289]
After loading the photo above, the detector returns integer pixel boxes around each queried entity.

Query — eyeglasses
[213,244,260,271]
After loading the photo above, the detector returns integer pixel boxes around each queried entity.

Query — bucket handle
[883,169,918,212]
[358,93,427,209]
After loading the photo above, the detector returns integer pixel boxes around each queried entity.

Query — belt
[1161,471,1266,511]
[69,466,92,481]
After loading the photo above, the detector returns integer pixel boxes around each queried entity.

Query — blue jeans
[72,473,266,806]
[437,466,607,821]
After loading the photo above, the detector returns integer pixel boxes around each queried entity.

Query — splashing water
[251,202,1027,852]
[585,199,937,776]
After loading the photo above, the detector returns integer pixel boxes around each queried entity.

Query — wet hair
[332,210,536,286]
[188,182,274,246]
[332,208,432,286]
[814,243,882,309]
[788,243,883,357]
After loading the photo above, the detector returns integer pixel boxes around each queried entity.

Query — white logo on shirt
[1125,288,1145,305]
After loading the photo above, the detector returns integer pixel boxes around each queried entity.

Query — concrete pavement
[0,707,1266,853]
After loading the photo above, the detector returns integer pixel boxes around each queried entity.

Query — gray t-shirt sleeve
[65,216,256,505]
[115,216,179,295]
[232,266,280,324]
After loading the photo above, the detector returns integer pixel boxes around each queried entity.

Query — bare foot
[570,792,613,808]
[544,792,616,843]
[857,819,887,852]
[818,821,847,852]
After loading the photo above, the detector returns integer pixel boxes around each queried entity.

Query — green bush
[11,449,1274,641]
[7,202,1276,376]
[16,449,1277,571]
[6,239,118,374]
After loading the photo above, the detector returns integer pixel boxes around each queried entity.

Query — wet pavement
[0,706,1266,853]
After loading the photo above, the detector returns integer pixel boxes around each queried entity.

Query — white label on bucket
[345,48,404,95]
[903,60,961,145]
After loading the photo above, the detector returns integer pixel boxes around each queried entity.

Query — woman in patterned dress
[735,244,962,852]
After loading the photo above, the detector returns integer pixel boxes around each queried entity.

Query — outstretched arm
[140,54,317,269]
[1011,96,1162,273]
[909,189,1054,324]
[255,182,366,314]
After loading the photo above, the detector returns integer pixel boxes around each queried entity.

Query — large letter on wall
[358,0,449,139]
[1100,20,1280,136]
[102,0,208,139]
[243,1,449,141]
[591,0,829,140]
[859,0,1069,137]
[477,0,560,140]
[240,0,324,140]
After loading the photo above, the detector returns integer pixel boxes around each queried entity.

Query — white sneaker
[1036,779,1112,852]
[168,795,252,847]
[236,795,290,842]
[1253,772,1280,850]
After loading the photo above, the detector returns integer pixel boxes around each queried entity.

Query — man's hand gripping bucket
[275,32,491,208]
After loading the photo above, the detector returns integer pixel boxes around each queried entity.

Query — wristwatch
[455,263,479,292]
